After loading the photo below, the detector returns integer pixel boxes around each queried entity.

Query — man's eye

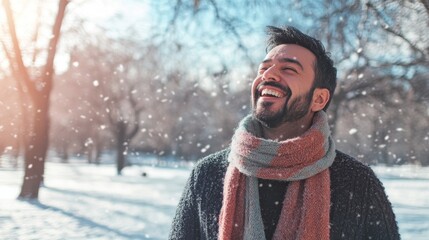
[283,67,297,73]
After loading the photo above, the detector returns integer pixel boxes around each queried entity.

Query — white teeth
[261,89,283,98]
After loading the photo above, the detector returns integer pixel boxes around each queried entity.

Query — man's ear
[311,88,330,112]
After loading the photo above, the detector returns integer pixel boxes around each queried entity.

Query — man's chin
[252,111,284,129]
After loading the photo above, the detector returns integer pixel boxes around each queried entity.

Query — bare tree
[1,0,69,199]
[57,34,154,174]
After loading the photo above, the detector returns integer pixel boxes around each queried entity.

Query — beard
[253,87,314,128]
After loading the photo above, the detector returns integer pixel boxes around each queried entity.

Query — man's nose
[262,66,279,82]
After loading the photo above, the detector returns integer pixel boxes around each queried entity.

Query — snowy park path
[1,161,428,239]
[1,162,190,240]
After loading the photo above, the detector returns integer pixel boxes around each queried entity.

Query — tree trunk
[87,144,94,164]
[94,141,102,165]
[18,98,50,199]
[60,141,69,163]
[1,0,70,200]
[116,122,127,175]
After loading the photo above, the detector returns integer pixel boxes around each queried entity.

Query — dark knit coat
[169,149,400,240]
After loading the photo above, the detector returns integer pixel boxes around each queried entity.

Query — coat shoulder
[330,150,384,192]
[331,150,375,177]
[192,148,230,175]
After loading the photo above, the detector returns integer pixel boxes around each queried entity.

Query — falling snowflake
[349,128,358,135]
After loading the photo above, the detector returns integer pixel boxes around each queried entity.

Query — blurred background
[0,0,428,201]
[0,1,428,239]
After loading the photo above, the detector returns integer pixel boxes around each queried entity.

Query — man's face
[251,44,317,128]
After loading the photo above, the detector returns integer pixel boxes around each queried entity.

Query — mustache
[256,81,291,97]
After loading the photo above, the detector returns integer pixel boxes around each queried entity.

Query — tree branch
[420,0,429,16]
[366,1,427,60]
[43,0,69,93]
[2,0,33,94]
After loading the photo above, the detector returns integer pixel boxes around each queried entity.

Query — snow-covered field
[0,159,428,240]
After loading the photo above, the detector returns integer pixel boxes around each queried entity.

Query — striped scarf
[219,111,336,240]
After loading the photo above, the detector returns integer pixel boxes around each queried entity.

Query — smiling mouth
[260,88,285,98]
[256,81,289,99]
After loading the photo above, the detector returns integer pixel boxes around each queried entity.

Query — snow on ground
[0,159,428,240]
[372,165,429,240]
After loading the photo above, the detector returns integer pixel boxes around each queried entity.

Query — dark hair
[266,25,337,111]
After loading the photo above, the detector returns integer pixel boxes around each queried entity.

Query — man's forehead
[264,44,315,61]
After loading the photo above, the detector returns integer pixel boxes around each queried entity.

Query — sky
[0,0,154,74]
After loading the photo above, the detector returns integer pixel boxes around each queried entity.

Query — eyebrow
[262,57,304,71]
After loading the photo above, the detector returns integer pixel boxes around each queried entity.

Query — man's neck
[261,113,314,141]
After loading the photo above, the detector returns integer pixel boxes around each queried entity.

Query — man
[169,25,399,240]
